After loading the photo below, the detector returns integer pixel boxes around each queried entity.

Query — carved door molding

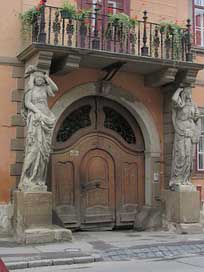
[51,96,145,229]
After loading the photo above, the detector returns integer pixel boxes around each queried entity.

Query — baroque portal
[18,65,58,192]
[169,86,201,191]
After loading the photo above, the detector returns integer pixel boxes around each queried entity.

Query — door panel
[80,149,115,228]
[52,153,79,227]
[118,154,145,225]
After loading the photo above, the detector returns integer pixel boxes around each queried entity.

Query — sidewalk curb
[6,255,103,270]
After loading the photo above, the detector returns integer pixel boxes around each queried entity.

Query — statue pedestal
[13,191,72,244]
[164,190,200,223]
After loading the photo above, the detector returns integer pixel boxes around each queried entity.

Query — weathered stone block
[11,115,25,127]
[0,204,13,234]
[11,138,25,151]
[16,78,25,90]
[12,66,24,78]
[12,90,24,102]
[10,163,23,176]
[13,192,72,244]
[14,191,52,233]
[16,151,24,163]
[16,127,25,139]
[54,228,72,241]
[134,206,162,231]
[163,190,200,223]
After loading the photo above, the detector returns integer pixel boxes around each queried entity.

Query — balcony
[18,5,204,87]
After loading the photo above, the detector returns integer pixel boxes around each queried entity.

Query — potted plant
[60,1,77,19]
[159,21,184,59]
[108,13,137,29]
[76,8,92,21]
[20,6,41,40]
[19,0,47,37]
[106,13,137,41]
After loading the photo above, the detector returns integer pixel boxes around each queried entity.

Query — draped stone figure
[169,86,201,190]
[18,65,58,192]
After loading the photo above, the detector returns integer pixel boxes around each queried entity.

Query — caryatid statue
[18,65,58,192]
[169,86,201,190]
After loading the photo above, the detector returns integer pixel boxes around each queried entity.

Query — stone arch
[51,82,161,206]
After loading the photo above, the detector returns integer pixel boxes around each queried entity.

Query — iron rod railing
[32,6,192,62]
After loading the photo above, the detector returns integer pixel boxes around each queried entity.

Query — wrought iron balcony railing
[31,5,193,62]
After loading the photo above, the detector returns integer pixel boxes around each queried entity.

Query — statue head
[33,72,46,86]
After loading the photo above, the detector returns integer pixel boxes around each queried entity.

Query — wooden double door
[51,96,145,229]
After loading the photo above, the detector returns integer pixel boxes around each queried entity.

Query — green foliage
[108,13,137,28]
[106,13,138,41]
[159,21,184,59]
[159,21,183,34]
[76,9,92,20]
[60,1,77,19]
[19,6,41,41]
[20,7,40,27]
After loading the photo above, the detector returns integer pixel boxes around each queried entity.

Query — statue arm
[45,74,58,96]
[172,88,183,108]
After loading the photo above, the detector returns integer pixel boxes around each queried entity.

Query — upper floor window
[195,0,204,5]
[194,0,204,46]
[197,114,204,171]
[79,0,130,15]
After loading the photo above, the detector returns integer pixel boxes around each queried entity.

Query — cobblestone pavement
[102,241,204,261]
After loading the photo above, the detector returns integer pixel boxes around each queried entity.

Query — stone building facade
[0,0,204,232]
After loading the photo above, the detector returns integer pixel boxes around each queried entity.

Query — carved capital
[178,69,199,87]
[25,51,53,75]
[53,54,81,75]
[144,67,178,87]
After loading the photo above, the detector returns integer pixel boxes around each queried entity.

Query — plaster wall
[0,66,16,203]
[0,0,76,58]
[130,0,189,25]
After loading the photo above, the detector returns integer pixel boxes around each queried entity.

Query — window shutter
[78,0,130,15]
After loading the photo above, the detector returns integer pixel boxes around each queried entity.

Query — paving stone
[28,259,52,268]
[6,262,28,270]
[52,258,73,265]
[73,256,95,264]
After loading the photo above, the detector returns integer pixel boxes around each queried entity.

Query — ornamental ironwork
[56,105,91,142]
[103,106,136,144]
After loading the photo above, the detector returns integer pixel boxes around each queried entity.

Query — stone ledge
[16,127,25,139]
[6,255,100,271]
[10,163,23,176]
[166,223,204,234]
[12,66,25,79]
[0,204,13,234]
[12,90,24,102]
[163,190,200,223]
[15,226,72,244]
[11,115,25,127]
[11,139,25,151]
[16,151,24,163]
[16,78,25,90]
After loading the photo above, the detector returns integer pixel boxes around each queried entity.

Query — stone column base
[16,225,72,244]
[163,190,200,223]
[167,222,204,234]
[13,191,72,244]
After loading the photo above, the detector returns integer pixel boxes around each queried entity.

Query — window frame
[193,107,204,178]
[193,0,204,46]
[196,110,204,171]
[77,0,130,15]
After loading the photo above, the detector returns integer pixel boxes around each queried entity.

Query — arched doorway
[51,96,145,229]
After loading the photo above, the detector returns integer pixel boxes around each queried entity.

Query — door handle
[81,180,104,191]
